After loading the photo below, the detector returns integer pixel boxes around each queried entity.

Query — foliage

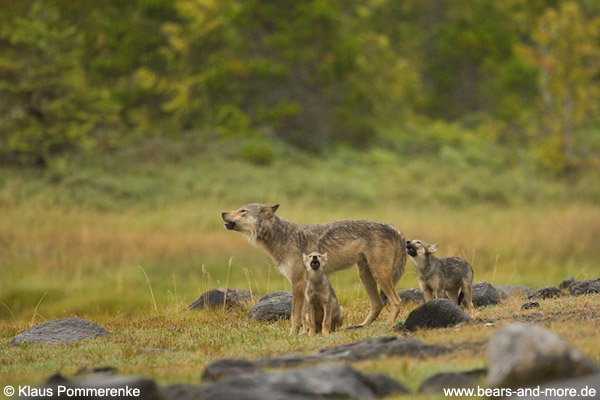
[0,1,119,165]
[1,0,600,172]
[523,2,600,170]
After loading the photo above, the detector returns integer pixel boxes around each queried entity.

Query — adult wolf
[221,203,406,334]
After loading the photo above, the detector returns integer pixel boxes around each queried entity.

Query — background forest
[1,0,600,175]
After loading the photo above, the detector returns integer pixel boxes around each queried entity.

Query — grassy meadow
[1,146,600,396]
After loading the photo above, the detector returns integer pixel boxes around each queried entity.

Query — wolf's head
[221,203,279,243]
[303,252,328,275]
[406,239,438,258]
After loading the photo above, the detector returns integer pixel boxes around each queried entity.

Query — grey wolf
[302,252,344,335]
[406,239,474,315]
[221,203,406,334]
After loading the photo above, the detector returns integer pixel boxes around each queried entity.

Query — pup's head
[406,239,438,258]
[221,203,279,240]
[303,252,328,274]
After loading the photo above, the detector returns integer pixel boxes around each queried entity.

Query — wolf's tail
[457,290,464,306]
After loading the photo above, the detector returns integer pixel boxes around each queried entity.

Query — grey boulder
[527,286,564,300]
[419,369,486,394]
[199,364,409,399]
[403,299,472,332]
[202,358,261,382]
[258,291,292,302]
[188,288,253,310]
[487,323,598,388]
[11,318,109,346]
[470,281,502,307]
[397,288,425,303]
[569,279,600,296]
[256,336,449,368]
[248,292,292,322]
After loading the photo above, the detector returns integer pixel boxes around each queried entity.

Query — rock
[202,359,261,382]
[188,288,253,310]
[258,291,291,302]
[507,373,600,399]
[248,292,292,322]
[199,364,409,399]
[24,373,161,400]
[397,288,424,303]
[495,285,534,298]
[521,302,540,310]
[418,369,486,394]
[256,336,449,368]
[160,384,206,400]
[527,286,564,300]
[317,336,448,361]
[487,323,599,388]
[11,318,109,345]
[569,279,600,296]
[559,277,576,291]
[470,281,502,307]
[404,299,472,331]
[392,322,405,332]
[362,372,411,397]
[74,366,117,375]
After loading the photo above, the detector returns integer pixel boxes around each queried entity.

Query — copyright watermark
[2,385,141,398]
[4,386,15,397]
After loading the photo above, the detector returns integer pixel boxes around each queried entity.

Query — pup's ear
[426,244,439,254]
[261,204,279,219]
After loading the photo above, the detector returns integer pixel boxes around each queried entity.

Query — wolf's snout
[310,260,320,270]
[222,211,237,230]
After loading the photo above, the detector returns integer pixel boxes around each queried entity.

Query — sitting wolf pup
[406,239,474,316]
[302,252,344,335]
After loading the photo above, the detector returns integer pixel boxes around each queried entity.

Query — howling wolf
[222,203,406,334]
[302,252,344,336]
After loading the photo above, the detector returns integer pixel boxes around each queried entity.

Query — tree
[527,2,600,169]
[0,1,118,165]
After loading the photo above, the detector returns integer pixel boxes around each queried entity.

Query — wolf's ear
[303,253,310,262]
[427,244,439,254]
[262,204,279,219]
[321,253,328,261]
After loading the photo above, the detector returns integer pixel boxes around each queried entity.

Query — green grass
[0,148,599,397]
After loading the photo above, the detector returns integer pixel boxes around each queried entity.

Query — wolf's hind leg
[378,279,402,324]
[461,280,475,317]
[357,256,384,326]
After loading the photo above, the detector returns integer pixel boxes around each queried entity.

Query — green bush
[238,138,276,165]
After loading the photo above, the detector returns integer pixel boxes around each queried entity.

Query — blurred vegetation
[1,0,600,173]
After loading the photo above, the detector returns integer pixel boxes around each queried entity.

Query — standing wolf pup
[302,252,343,335]
[222,203,406,334]
[406,239,474,316]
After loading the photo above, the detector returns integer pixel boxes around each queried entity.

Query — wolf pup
[302,252,343,335]
[406,239,474,315]
[222,203,406,334]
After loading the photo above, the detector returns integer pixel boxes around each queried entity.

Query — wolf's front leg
[322,303,331,335]
[290,278,306,335]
